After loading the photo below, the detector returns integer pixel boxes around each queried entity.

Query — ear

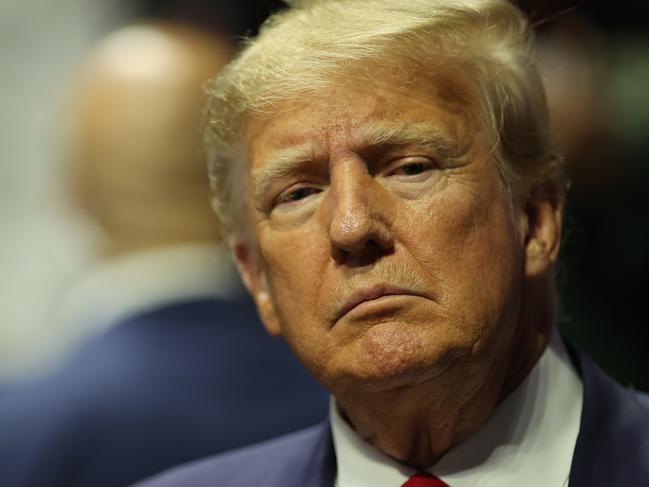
[521,180,563,279]
[233,242,283,336]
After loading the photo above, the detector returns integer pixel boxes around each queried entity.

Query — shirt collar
[331,329,583,487]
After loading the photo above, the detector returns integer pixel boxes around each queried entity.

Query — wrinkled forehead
[243,71,479,170]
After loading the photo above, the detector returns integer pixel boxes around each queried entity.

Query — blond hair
[204,0,563,242]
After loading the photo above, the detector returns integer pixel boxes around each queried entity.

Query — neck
[334,280,554,469]
[102,234,219,259]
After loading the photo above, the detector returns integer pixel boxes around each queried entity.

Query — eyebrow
[251,144,316,206]
[354,120,462,157]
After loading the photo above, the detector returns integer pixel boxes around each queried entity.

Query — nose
[326,165,394,265]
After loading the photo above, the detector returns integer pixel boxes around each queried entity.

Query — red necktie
[401,472,450,487]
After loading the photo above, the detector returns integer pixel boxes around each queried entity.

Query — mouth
[335,284,425,323]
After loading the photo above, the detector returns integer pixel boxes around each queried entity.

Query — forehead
[245,74,476,166]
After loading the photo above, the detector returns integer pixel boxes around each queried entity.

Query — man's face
[237,77,530,395]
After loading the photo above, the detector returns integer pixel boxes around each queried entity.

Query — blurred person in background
[0,21,327,487]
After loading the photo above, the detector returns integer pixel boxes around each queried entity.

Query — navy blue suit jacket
[0,298,328,487]
[138,346,649,486]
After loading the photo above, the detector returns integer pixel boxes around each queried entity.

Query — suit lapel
[272,421,336,487]
[302,422,337,487]
[569,345,649,486]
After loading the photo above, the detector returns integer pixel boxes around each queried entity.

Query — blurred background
[0,0,647,388]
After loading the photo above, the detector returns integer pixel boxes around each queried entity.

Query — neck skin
[102,233,220,259]
[333,278,554,470]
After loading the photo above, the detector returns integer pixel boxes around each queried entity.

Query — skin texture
[235,77,562,468]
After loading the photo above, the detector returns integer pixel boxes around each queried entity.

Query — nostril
[362,239,393,262]
[330,235,394,267]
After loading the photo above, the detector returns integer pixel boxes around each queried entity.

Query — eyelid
[383,156,437,175]
[273,183,322,208]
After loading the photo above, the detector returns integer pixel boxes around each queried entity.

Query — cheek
[257,224,329,321]
[256,225,337,377]
[401,178,522,337]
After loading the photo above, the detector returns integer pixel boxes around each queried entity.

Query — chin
[328,359,440,395]
[327,322,459,393]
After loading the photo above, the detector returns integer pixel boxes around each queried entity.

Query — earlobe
[522,181,563,278]
[254,287,283,336]
[233,242,283,336]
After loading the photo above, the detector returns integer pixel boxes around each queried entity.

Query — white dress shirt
[331,329,583,487]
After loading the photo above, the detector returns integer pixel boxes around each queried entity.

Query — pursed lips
[335,284,427,323]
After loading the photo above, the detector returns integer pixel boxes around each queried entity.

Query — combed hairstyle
[204,0,564,243]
